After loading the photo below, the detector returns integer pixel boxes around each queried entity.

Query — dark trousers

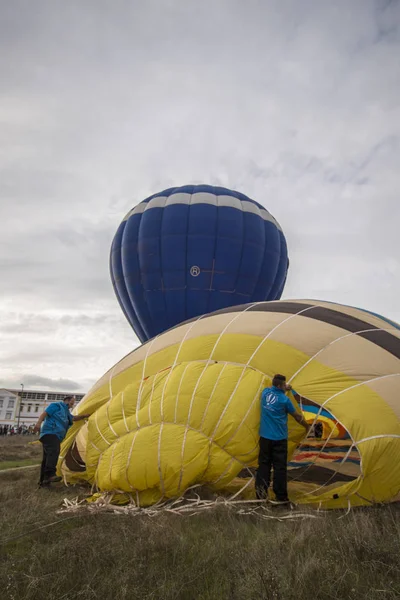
[39,434,61,483]
[255,437,288,501]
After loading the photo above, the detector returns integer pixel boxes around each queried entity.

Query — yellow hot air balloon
[60,300,400,509]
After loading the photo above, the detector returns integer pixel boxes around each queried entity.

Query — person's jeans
[39,434,61,483]
[255,437,288,501]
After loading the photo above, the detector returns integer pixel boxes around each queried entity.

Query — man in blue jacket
[34,395,89,487]
[255,374,309,504]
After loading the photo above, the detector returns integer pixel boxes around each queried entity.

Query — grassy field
[0,435,42,468]
[0,437,399,600]
[0,458,42,471]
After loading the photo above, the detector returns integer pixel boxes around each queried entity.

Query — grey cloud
[20,375,83,392]
[1,0,399,389]
[3,373,95,394]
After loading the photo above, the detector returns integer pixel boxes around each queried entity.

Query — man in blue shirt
[255,374,309,504]
[34,395,89,487]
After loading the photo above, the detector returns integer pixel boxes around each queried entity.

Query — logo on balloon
[190,265,201,277]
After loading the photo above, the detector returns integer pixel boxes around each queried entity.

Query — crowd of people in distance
[0,424,36,436]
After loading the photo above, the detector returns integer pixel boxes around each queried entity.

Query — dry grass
[0,437,399,600]
[0,435,42,464]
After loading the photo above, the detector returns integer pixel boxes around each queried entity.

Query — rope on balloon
[56,492,324,522]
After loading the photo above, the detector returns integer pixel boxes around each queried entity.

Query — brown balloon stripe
[64,441,86,472]
[287,465,357,485]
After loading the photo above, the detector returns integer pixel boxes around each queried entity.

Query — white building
[0,389,18,425]
[0,388,85,427]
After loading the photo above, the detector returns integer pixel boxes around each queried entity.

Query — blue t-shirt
[259,386,296,440]
[40,402,74,441]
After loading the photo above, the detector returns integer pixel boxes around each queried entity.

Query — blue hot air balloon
[110,185,289,342]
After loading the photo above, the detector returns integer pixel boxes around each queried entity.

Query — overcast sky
[1,0,399,393]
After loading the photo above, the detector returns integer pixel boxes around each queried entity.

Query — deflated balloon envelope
[60,299,400,510]
[110,184,289,342]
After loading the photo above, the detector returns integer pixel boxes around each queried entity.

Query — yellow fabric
[59,301,400,509]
